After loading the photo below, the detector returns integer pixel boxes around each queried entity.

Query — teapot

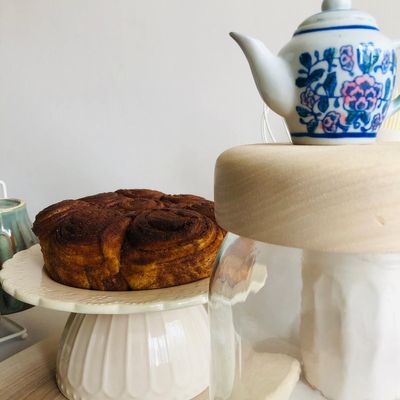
[231,0,400,144]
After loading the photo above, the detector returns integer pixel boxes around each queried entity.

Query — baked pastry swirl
[33,190,225,290]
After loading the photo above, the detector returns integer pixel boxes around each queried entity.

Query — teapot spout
[230,32,295,118]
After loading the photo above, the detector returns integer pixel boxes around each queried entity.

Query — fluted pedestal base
[56,306,210,400]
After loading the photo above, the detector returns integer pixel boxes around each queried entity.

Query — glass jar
[209,233,400,400]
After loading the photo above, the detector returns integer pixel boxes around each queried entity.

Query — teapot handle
[0,181,12,264]
[388,41,400,117]
[0,181,7,199]
[261,104,292,144]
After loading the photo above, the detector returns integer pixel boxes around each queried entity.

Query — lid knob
[322,0,352,11]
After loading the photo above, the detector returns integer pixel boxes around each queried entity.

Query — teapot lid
[294,0,379,36]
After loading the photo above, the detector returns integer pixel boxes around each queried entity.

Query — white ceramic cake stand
[0,244,210,400]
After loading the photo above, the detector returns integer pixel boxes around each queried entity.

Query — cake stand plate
[0,245,210,400]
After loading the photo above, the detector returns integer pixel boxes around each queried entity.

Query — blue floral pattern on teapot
[295,43,397,138]
[230,0,400,144]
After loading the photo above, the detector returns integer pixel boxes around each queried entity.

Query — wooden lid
[214,143,400,253]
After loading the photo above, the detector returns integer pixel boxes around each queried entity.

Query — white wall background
[0,0,399,361]
[1,0,399,217]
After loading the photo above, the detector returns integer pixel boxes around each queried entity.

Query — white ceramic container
[301,251,400,400]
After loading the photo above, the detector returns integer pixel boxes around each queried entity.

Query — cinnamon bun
[33,190,225,290]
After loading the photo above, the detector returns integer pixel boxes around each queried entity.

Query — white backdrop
[1,0,399,218]
[0,0,399,362]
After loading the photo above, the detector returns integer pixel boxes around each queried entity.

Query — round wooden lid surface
[214,143,400,253]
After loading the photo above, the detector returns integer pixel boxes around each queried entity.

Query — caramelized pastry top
[33,189,225,291]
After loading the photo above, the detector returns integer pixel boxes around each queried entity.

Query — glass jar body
[209,233,400,400]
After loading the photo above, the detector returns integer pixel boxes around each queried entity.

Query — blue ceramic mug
[0,181,37,315]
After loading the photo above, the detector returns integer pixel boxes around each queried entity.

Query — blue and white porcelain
[231,0,400,144]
